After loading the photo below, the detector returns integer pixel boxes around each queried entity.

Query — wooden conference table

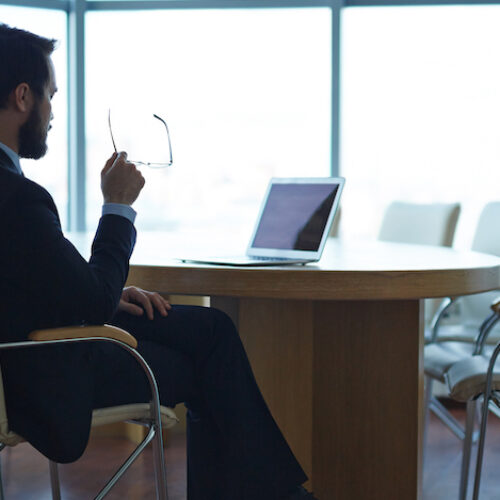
[73,232,500,499]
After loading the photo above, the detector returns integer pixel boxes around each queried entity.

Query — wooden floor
[2,405,500,499]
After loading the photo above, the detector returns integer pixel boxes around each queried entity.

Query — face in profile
[18,99,47,159]
[18,57,56,160]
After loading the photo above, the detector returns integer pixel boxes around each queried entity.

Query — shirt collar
[0,142,23,175]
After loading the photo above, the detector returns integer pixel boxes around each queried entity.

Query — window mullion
[67,0,86,231]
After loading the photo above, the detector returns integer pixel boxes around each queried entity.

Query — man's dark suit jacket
[0,148,136,463]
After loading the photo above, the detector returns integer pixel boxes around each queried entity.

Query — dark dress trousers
[0,149,306,499]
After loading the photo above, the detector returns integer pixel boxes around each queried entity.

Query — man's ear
[11,83,33,113]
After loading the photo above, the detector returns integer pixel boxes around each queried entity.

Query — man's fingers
[101,151,128,176]
[151,293,169,317]
[101,151,144,205]
[114,151,128,164]
[101,151,119,174]
[122,287,172,320]
[120,302,144,316]
[133,289,154,320]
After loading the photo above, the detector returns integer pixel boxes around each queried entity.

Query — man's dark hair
[0,24,56,108]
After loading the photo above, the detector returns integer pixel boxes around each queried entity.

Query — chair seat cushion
[0,404,179,449]
[0,428,24,447]
[445,355,500,402]
[92,404,178,429]
[424,342,476,382]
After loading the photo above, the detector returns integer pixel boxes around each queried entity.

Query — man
[0,24,318,499]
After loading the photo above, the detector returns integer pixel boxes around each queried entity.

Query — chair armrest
[472,298,500,355]
[0,326,164,438]
[490,297,500,314]
[428,296,458,342]
[24,326,165,443]
[28,325,138,349]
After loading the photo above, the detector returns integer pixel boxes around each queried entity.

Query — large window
[340,5,500,249]
[85,8,332,235]
[9,0,500,247]
[0,5,68,228]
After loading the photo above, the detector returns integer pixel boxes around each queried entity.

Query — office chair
[425,202,500,341]
[378,200,461,323]
[444,297,500,499]
[423,202,500,499]
[378,201,460,247]
[0,325,178,500]
[424,203,500,444]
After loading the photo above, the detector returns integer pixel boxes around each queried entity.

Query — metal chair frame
[0,335,168,500]
[472,334,500,499]
[425,300,500,500]
[425,297,499,432]
[425,297,465,440]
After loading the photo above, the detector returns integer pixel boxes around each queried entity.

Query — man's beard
[18,101,48,160]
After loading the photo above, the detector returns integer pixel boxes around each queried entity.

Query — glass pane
[86,8,331,239]
[0,6,68,228]
[341,5,500,248]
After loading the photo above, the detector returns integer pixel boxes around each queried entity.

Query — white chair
[0,325,178,500]
[425,202,500,420]
[444,298,500,499]
[378,201,460,247]
[378,201,461,323]
[427,202,500,343]
[424,202,500,499]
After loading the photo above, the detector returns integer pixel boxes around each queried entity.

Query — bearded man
[0,24,317,500]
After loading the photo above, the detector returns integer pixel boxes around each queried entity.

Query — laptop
[179,177,345,266]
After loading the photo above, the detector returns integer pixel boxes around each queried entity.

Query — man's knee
[207,307,240,342]
[184,306,242,359]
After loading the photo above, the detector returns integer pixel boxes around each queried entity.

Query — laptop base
[178,256,312,267]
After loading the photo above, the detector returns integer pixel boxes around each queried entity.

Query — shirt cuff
[102,203,137,224]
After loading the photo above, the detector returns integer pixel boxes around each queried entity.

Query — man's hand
[118,286,172,320]
[101,151,145,205]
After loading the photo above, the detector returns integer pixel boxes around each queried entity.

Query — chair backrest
[471,202,500,255]
[459,202,500,327]
[378,201,461,324]
[378,201,461,247]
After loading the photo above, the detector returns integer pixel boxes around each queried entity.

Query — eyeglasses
[108,109,173,168]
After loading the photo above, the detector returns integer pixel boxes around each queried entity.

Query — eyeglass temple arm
[108,109,118,153]
[153,114,173,164]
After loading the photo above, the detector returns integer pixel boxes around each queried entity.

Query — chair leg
[0,445,5,500]
[429,396,473,441]
[423,376,434,462]
[93,424,165,500]
[152,423,168,500]
[459,399,477,500]
[487,398,500,418]
[49,460,61,500]
[472,395,492,500]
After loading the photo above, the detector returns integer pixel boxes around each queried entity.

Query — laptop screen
[250,182,340,251]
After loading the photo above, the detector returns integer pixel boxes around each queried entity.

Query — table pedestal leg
[212,296,424,500]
